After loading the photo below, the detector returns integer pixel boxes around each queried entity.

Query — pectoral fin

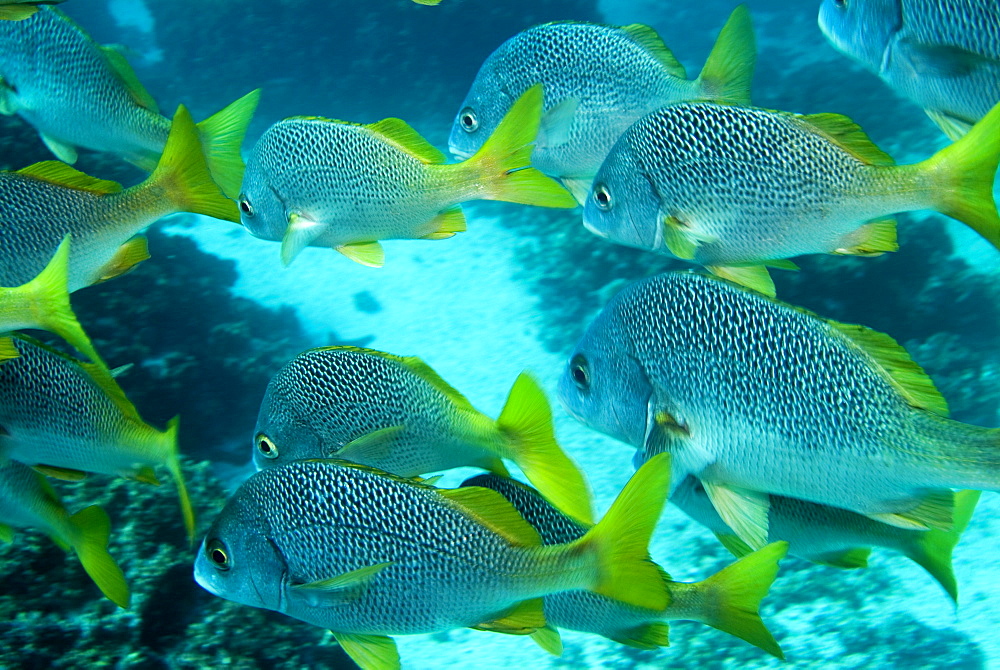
[336,241,385,268]
[291,562,393,606]
[560,177,591,206]
[901,40,993,78]
[335,426,407,466]
[662,215,700,260]
[702,480,770,551]
[539,97,579,148]
[40,133,78,164]
[642,399,689,458]
[471,597,546,635]
[0,76,17,115]
[281,213,329,267]
[331,633,399,670]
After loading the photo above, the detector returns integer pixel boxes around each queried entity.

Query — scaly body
[819,0,1000,139]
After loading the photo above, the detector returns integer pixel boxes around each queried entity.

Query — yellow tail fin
[196,89,261,199]
[24,236,106,367]
[462,84,578,209]
[691,541,787,658]
[920,100,1000,249]
[570,453,671,611]
[68,505,131,608]
[906,490,981,604]
[696,4,756,105]
[150,105,240,223]
[163,416,195,544]
[496,372,593,524]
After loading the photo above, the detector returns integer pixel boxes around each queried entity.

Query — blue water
[1,0,999,668]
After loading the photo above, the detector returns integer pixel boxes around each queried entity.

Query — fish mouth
[582,218,610,239]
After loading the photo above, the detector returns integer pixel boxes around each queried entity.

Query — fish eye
[593,184,613,211]
[459,108,479,133]
[256,434,279,459]
[569,354,590,391]
[207,539,230,571]
[238,196,254,217]
[833,0,847,7]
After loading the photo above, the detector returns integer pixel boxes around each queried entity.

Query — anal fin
[609,621,670,650]
[529,625,563,656]
[702,480,770,550]
[814,546,871,569]
[832,219,898,256]
[96,236,150,283]
[331,633,399,670]
[471,597,546,635]
[336,241,385,268]
[32,465,87,481]
[868,489,954,532]
[421,206,466,240]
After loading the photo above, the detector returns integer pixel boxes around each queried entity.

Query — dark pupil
[259,440,272,453]
[834,0,845,6]
[239,201,251,214]
[572,366,586,384]
[462,114,474,127]
[211,549,226,565]
[597,191,609,205]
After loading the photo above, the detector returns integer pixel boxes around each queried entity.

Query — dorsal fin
[829,321,948,415]
[16,161,122,194]
[81,361,144,421]
[99,45,159,112]
[797,113,895,166]
[621,24,686,78]
[366,118,446,164]
[439,486,542,546]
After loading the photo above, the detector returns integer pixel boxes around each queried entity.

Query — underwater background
[1,0,998,668]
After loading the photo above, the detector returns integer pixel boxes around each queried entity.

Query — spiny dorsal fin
[828,321,949,416]
[16,161,122,194]
[100,45,159,112]
[797,112,895,166]
[366,118,446,164]
[621,24,686,78]
[439,486,542,546]
[471,597,546,635]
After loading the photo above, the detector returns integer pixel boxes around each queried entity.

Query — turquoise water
[1,0,998,668]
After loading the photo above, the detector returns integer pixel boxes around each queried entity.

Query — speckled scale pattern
[903,0,1000,58]
[0,172,154,289]
[234,461,567,635]
[610,273,995,512]
[0,337,152,475]
[241,118,453,245]
[255,348,491,474]
[0,7,168,161]
[449,22,699,178]
[618,102,903,264]
[466,474,662,640]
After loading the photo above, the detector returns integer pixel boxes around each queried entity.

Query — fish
[238,84,577,268]
[0,104,240,291]
[254,346,593,524]
[0,7,258,196]
[0,235,103,366]
[0,0,64,21]
[558,271,1000,551]
[448,6,755,202]
[0,335,194,541]
[462,472,786,658]
[819,0,1000,141]
[670,476,980,603]
[0,459,129,608]
[194,454,672,670]
[583,100,1000,297]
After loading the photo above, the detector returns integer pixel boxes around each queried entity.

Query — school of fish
[0,2,997,669]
